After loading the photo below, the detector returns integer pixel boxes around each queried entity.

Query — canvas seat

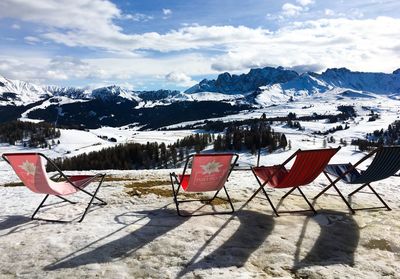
[2,152,107,222]
[170,153,239,216]
[314,146,400,213]
[248,147,341,216]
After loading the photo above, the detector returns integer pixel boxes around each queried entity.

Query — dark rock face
[185,66,299,94]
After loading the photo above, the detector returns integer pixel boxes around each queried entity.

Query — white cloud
[165,72,196,87]
[0,53,211,86]
[162,8,172,19]
[123,13,153,22]
[282,3,304,17]
[162,9,172,16]
[24,36,41,44]
[296,0,315,6]
[325,9,335,16]
[11,23,20,29]
[1,1,399,85]
[209,17,400,74]
[0,56,106,83]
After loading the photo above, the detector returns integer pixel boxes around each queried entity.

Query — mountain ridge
[1,66,400,129]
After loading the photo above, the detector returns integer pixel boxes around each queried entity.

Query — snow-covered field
[0,168,399,278]
[1,94,400,278]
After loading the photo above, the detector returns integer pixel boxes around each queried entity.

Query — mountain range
[1,67,400,129]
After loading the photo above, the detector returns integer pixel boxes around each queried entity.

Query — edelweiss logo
[201,160,223,175]
[19,161,36,176]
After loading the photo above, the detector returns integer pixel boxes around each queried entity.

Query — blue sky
[0,0,399,91]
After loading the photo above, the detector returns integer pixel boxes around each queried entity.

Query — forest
[49,122,286,170]
[352,120,400,151]
[0,120,60,147]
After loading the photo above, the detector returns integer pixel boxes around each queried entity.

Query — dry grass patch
[3,182,24,187]
[125,180,174,198]
[103,176,138,182]
[364,239,393,252]
[201,197,236,205]
[124,179,238,205]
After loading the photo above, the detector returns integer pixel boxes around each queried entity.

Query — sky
[0,0,399,91]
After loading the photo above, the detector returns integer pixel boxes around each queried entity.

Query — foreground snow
[0,169,399,278]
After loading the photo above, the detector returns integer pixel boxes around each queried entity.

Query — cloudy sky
[0,0,399,90]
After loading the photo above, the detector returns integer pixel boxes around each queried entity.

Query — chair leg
[170,173,183,216]
[222,186,235,213]
[281,187,297,201]
[32,194,49,220]
[331,184,355,214]
[79,186,107,205]
[348,183,368,197]
[245,185,265,205]
[171,173,234,217]
[78,174,106,222]
[297,187,317,215]
[56,195,77,204]
[209,189,221,202]
[367,184,391,211]
[260,186,279,217]
[347,183,391,212]
[313,172,335,200]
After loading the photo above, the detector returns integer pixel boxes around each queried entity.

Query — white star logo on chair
[201,160,223,175]
[19,161,37,176]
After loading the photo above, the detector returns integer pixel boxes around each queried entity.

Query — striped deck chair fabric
[314,146,400,213]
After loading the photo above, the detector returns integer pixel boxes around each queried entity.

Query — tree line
[49,124,287,170]
[0,120,60,147]
[171,106,356,132]
[213,122,286,154]
[352,120,400,151]
[48,133,213,171]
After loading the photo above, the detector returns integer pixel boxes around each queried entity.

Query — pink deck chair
[2,153,106,222]
[170,153,239,216]
[248,147,340,216]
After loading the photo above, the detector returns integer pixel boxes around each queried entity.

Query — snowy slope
[0,75,52,106]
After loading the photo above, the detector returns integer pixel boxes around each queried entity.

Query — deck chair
[313,146,400,213]
[248,147,340,216]
[2,153,107,222]
[170,153,239,216]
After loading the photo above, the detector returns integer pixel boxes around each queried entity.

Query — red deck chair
[2,153,106,222]
[170,153,239,216]
[248,147,340,216]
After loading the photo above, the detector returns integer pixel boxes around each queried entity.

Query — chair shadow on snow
[45,207,189,270]
[293,209,360,270]
[0,215,34,236]
[178,210,274,277]
[0,215,31,231]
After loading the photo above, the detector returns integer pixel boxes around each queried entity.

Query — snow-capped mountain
[1,66,400,129]
[91,85,140,102]
[187,66,400,96]
[185,66,299,95]
[0,75,52,106]
[184,66,400,107]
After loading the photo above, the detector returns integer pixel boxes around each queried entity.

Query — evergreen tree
[280,134,288,150]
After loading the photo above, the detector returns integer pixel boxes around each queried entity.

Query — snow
[19,96,89,120]
[0,167,399,278]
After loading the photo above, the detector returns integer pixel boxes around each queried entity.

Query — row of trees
[313,124,349,136]
[352,120,400,151]
[0,120,60,147]
[49,133,212,170]
[175,106,356,132]
[50,122,288,170]
[213,123,286,153]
